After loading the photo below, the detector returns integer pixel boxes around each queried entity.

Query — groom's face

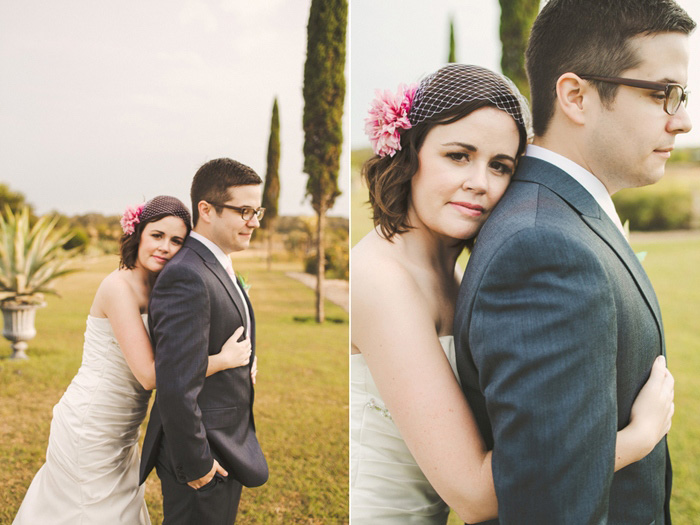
[209,183,263,254]
[584,32,692,192]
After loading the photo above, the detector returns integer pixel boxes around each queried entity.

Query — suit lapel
[515,157,664,345]
[185,237,248,333]
[239,283,255,349]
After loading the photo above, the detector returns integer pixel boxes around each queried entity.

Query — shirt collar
[189,231,232,270]
[525,144,626,237]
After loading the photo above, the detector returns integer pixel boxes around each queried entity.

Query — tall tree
[302,0,347,323]
[261,97,281,270]
[499,0,540,100]
[448,16,457,63]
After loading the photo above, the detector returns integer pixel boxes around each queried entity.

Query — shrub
[613,186,693,231]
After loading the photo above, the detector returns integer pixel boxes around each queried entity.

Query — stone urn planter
[0,206,80,359]
[2,302,46,359]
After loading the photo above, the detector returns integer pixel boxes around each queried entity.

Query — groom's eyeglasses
[208,202,266,221]
[578,74,689,115]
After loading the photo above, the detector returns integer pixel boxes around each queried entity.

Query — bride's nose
[462,163,488,193]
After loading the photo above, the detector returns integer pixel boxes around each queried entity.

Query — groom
[140,158,268,523]
[454,0,694,523]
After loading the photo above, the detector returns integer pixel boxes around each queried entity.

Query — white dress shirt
[525,144,627,239]
[189,231,252,338]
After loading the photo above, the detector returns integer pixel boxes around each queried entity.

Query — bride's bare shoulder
[350,230,405,277]
[352,230,413,285]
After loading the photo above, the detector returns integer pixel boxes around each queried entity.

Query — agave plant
[0,206,80,306]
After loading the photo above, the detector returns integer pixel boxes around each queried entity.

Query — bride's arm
[97,276,251,390]
[352,259,497,523]
[614,356,674,470]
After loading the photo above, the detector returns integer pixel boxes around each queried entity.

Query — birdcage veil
[409,64,532,134]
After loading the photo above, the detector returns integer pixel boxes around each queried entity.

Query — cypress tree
[302,0,347,323]
[499,0,540,100]
[448,17,457,63]
[261,97,281,270]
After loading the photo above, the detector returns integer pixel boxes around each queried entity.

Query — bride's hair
[119,195,192,269]
[363,64,530,242]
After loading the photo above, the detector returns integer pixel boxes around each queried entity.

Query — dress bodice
[350,336,457,524]
[64,315,152,433]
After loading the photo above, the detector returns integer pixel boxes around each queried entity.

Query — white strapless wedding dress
[351,336,459,524]
[14,315,152,525]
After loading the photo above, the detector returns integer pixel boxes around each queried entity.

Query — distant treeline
[0,183,350,272]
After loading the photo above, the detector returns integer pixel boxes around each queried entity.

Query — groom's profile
[139,158,268,524]
[455,0,693,523]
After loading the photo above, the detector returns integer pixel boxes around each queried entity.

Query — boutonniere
[236,272,251,292]
[623,220,647,264]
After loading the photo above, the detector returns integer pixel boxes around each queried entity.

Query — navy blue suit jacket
[139,236,268,488]
[454,156,671,524]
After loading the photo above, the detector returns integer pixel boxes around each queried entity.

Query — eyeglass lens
[667,85,686,115]
[241,207,264,221]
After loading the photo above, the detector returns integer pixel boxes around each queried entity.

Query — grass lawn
[0,254,348,524]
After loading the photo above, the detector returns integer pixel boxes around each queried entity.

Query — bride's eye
[446,152,470,162]
[489,161,514,176]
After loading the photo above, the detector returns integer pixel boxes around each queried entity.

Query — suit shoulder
[155,247,206,284]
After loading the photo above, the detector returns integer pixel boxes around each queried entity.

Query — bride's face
[136,216,187,273]
[408,106,519,242]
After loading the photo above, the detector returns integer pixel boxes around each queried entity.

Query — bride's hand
[250,356,258,384]
[219,326,252,369]
[628,355,675,453]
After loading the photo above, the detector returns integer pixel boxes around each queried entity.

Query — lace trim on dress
[366,398,392,420]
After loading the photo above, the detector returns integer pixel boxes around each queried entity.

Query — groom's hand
[187,459,229,489]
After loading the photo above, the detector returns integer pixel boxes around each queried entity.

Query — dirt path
[286,272,349,312]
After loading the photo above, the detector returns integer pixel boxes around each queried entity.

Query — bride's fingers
[232,326,245,339]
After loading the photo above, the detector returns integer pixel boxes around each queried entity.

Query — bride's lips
[152,255,168,264]
[450,201,485,217]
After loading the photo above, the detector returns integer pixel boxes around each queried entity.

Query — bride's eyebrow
[493,153,516,163]
[441,142,476,151]
[442,142,515,163]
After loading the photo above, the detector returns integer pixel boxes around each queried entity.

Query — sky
[351,0,700,150]
[0,0,349,218]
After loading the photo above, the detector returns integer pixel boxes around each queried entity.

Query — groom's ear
[555,73,589,126]
[197,200,213,224]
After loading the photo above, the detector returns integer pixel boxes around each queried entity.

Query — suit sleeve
[150,262,213,482]
[468,227,618,523]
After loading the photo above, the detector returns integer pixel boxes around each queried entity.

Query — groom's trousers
[155,435,243,524]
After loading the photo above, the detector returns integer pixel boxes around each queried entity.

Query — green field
[0,254,348,524]
[353,154,700,523]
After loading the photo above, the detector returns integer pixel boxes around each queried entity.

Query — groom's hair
[190,158,262,226]
[526,0,695,137]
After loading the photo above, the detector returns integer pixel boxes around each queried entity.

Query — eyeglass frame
[578,74,689,116]
[207,202,265,221]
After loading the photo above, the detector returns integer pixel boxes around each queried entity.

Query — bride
[14,195,255,524]
[351,64,675,523]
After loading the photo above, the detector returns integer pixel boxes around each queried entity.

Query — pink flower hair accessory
[120,203,145,235]
[364,82,418,158]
